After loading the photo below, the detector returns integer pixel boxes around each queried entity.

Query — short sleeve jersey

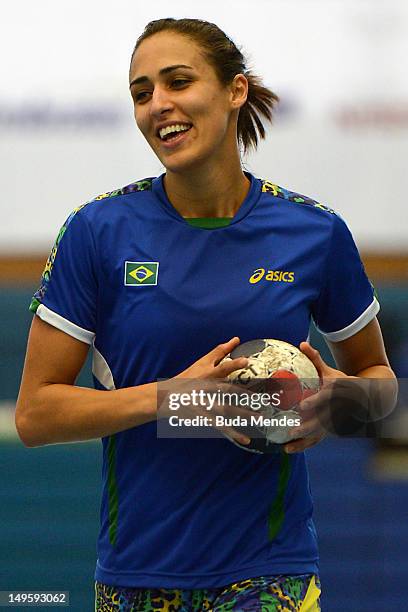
[30,173,379,588]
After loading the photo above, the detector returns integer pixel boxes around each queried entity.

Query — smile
[158,123,192,140]
[158,125,193,149]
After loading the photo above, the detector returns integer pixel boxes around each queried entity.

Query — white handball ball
[221,339,321,453]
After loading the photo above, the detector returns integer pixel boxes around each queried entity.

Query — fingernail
[285,446,294,454]
[240,437,250,445]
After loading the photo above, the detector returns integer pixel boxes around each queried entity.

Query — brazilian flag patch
[124,262,159,286]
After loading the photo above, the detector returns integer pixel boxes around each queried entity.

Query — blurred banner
[1,0,407,253]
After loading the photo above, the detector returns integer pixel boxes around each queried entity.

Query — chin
[162,158,200,175]
[160,146,217,176]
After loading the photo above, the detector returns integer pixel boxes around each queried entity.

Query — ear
[230,74,248,110]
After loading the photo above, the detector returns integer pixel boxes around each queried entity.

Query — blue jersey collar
[152,172,262,228]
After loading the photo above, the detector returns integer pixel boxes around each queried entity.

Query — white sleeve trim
[36,304,95,345]
[316,297,380,342]
[92,346,116,390]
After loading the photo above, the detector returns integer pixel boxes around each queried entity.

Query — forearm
[15,382,157,447]
[355,364,396,379]
[353,364,398,421]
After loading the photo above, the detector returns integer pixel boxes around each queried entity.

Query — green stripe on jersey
[107,435,119,546]
[268,452,292,541]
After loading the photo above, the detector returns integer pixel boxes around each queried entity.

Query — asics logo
[249,268,295,284]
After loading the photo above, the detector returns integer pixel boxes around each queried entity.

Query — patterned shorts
[95,574,321,611]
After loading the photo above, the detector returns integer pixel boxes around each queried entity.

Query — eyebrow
[129,64,194,88]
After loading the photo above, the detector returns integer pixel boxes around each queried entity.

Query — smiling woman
[16,16,395,612]
[128,18,278,217]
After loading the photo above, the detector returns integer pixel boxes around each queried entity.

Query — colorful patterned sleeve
[30,207,98,344]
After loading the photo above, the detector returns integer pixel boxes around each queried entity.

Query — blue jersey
[30,173,378,588]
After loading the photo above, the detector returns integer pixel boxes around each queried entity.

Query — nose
[150,85,174,118]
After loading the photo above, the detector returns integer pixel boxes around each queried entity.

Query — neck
[163,159,251,218]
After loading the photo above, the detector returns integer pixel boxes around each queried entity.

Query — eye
[171,78,190,88]
[134,90,151,103]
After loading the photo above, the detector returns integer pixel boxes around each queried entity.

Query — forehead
[130,31,212,80]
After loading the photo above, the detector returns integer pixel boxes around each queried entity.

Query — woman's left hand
[283,341,348,454]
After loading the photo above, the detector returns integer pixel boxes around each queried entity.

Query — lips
[158,123,192,140]
[158,126,192,149]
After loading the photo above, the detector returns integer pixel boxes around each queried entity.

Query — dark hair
[131,18,279,153]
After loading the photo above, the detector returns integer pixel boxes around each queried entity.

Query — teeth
[159,124,191,139]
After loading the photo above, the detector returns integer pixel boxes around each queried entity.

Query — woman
[16,18,395,611]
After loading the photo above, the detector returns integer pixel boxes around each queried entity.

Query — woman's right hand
[159,337,252,446]
[176,337,249,380]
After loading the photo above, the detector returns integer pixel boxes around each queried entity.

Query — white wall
[1,0,407,252]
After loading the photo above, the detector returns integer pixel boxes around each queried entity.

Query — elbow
[15,401,45,448]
